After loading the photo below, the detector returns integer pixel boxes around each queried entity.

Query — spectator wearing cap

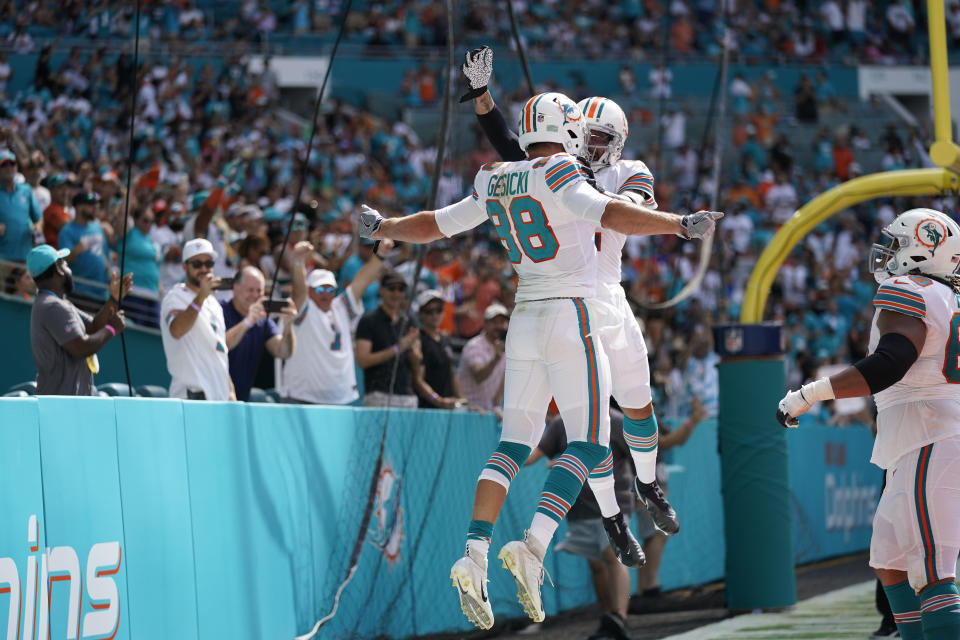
[42,174,73,248]
[160,238,235,401]
[27,244,130,395]
[411,288,465,409]
[340,236,381,312]
[222,260,302,402]
[355,270,420,408]
[120,206,163,327]
[456,302,510,415]
[58,191,111,304]
[182,189,235,289]
[279,239,393,405]
[0,148,42,263]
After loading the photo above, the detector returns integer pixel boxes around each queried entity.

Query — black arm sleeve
[477,107,525,161]
[852,332,919,394]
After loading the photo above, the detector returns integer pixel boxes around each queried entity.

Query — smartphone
[263,300,288,313]
[213,277,235,291]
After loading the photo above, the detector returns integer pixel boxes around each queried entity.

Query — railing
[0,257,161,330]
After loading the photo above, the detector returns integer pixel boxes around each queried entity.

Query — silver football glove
[459,46,493,103]
[358,204,383,239]
[680,210,723,240]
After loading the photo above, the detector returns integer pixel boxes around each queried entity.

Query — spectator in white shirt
[279,239,393,404]
[649,64,672,99]
[160,238,235,401]
[456,302,510,416]
[764,171,799,224]
[820,0,844,42]
[660,107,686,150]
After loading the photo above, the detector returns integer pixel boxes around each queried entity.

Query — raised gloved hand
[358,204,383,239]
[776,378,834,428]
[679,210,723,240]
[459,46,493,103]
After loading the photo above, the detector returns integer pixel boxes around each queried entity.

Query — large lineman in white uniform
[779,208,960,640]
[360,91,721,631]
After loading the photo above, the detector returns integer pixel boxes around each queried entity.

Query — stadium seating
[135,385,170,398]
[247,387,274,403]
[6,381,36,395]
[97,382,134,397]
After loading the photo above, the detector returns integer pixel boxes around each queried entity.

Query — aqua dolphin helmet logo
[559,100,581,124]
[916,218,947,256]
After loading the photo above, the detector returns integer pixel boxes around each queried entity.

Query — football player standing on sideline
[461,46,681,563]
[359,91,720,630]
[778,208,960,640]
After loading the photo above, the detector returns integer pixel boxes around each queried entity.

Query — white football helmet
[869,208,960,283]
[577,96,628,170]
[517,92,587,157]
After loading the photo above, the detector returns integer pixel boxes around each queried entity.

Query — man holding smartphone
[222,263,301,402]
[160,238,236,401]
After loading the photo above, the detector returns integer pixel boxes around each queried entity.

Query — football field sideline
[664,580,878,639]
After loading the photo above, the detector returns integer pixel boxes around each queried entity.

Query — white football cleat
[450,550,494,630]
[498,532,547,623]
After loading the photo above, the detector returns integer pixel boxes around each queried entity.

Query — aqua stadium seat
[265,388,282,403]
[2,390,29,397]
[7,381,37,395]
[135,385,169,398]
[97,382,133,397]
[248,387,272,403]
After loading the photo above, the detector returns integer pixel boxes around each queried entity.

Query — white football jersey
[594,159,656,286]
[435,153,610,302]
[869,274,960,467]
[160,284,231,401]
[279,288,364,405]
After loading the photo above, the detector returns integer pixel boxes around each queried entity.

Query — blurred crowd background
[0,0,957,423]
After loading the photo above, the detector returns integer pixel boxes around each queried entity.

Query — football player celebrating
[461,46,680,565]
[359,91,720,630]
[778,208,960,640]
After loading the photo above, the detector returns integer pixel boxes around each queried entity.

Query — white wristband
[801,377,835,404]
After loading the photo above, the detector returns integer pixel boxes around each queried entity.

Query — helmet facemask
[868,232,900,284]
[584,126,621,171]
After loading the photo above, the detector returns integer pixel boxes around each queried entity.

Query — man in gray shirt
[27,244,129,395]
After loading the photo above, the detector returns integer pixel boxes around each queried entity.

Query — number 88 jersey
[435,153,612,302]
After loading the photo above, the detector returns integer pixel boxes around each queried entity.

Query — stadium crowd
[2,0,959,66]
[0,5,955,421]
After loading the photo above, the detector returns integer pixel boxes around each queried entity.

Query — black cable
[380,0,456,406]
[106,1,142,634]
[694,64,723,184]
[506,0,535,95]
[116,1,143,397]
[269,0,354,301]
[337,2,457,636]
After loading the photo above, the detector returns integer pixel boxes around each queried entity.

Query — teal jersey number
[943,313,960,383]
[486,199,522,262]
[485,196,559,263]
